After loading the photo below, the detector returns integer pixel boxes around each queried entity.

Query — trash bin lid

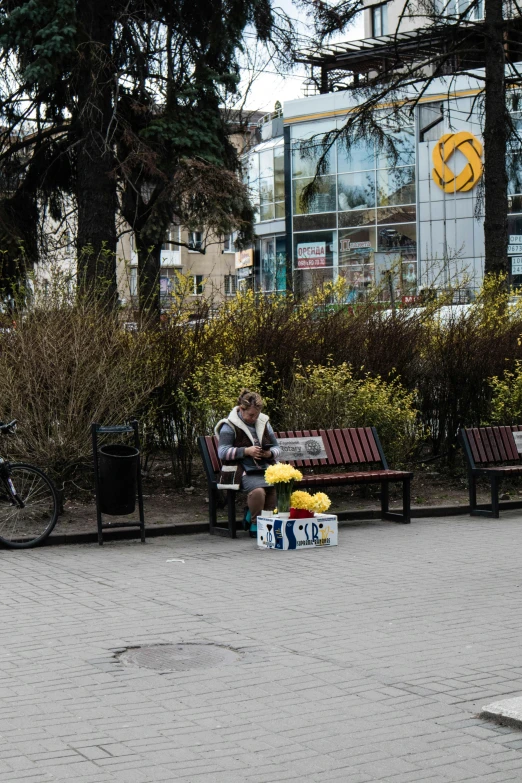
[99,444,139,458]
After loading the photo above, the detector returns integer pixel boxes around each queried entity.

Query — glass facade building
[290,119,417,299]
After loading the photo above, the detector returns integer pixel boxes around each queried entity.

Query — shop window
[188,231,203,251]
[376,167,415,207]
[337,138,375,174]
[275,202,285,219]
[339,227,376,268]
[371,3,388,36]
[377,128,415,167]
[224,274,237,295]
[261,236,287,292]
[377,223,417,252]
[293,213,337,232]
[338,209,376,228]
[293,176,337,215]
[338,171,376,211]
[377,206,416,224]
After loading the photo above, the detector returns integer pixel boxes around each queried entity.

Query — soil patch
[51,455,522,538]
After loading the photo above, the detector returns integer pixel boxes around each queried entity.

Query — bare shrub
[0,296,160,485]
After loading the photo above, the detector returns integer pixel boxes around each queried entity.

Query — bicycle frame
[0,459,25,508]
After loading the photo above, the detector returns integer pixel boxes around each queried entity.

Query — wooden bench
[459,425,522,517]
[198,427,413,537]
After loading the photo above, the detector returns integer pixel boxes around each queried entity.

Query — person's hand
[245,446,265,459]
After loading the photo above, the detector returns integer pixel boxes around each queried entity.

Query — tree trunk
[76,0,117,299]
[483,0,508,277]
[135,232,161,321]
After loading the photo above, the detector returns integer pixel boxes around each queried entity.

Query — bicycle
[0,420,59,548]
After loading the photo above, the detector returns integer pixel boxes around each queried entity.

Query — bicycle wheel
[0,463,59,549]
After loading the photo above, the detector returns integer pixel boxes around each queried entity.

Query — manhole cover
[117,643,241,672]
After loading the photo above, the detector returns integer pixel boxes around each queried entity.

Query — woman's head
[237,388,263,424]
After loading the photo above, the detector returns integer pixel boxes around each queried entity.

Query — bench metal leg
[468,471,477,513]
[227,490,237,538]
[381,481,389,515]
[469,474,502,518]
[381,478,411,524]
[491,477,500,519]
[208,488,218,534]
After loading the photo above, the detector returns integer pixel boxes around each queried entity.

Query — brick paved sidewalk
[3,514,522,782]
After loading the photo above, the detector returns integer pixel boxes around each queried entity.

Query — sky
[239,3,366,112]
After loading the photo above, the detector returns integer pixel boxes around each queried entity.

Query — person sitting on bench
[215,389,280,537]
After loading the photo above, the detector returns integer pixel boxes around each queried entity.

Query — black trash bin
[98,444,139,515]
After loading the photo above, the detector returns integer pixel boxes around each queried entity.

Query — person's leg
[247,487,266,528]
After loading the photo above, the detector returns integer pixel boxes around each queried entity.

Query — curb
[38,499,522,547]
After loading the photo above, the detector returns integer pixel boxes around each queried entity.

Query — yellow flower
[290,490,314,509]
[264,464,303,484]
[308,492,331,514]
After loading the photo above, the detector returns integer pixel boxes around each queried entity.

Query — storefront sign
[340,239,372,252]
[297,242,326,269]
[512,257,522,275]
[237,266,251,279]
[235,249,254,269]
[278,436,327,461]
[510,235,522,244]
[508,245,522,256]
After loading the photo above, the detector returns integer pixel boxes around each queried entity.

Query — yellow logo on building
[432,131,483,193]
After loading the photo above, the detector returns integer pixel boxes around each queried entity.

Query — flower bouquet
[289,490,331,519]
[264,463,303,516]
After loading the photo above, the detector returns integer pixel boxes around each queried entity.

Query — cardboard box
[257,513,338,550]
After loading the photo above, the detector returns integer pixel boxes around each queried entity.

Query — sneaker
[242,508,251,531]
[249,520,257,538]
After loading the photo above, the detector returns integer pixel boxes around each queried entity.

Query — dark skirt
[241,471,271,493]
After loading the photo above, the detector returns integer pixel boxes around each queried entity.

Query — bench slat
[365,427,381,462]
[345,428,366,463]
[466,429,482,464]
[357,428,375,463]
[491,426,509,462]
[485,428,501,463]
[301,430,313,467]
[334,428,352,464]
[321,428,340,466]
[205,435,221,473]
[472,428,488,463]
[500,426,519,461]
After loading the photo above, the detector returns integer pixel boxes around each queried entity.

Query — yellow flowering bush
[290,490,314,509]
[308,492,331,514]
[264,464,303,484]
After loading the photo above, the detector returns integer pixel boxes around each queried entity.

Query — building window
[188,231,203,251]
[224,274,237,295]
[371,3,388,36]
[242,140,285,223]
[419,102,444,142]
[130,267,137,297]
[223,233,235,253]
[162,225,180,250]
[192,275,204,295]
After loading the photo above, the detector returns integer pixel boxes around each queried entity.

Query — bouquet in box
[264,463,303,514]
[289,490,331,518]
